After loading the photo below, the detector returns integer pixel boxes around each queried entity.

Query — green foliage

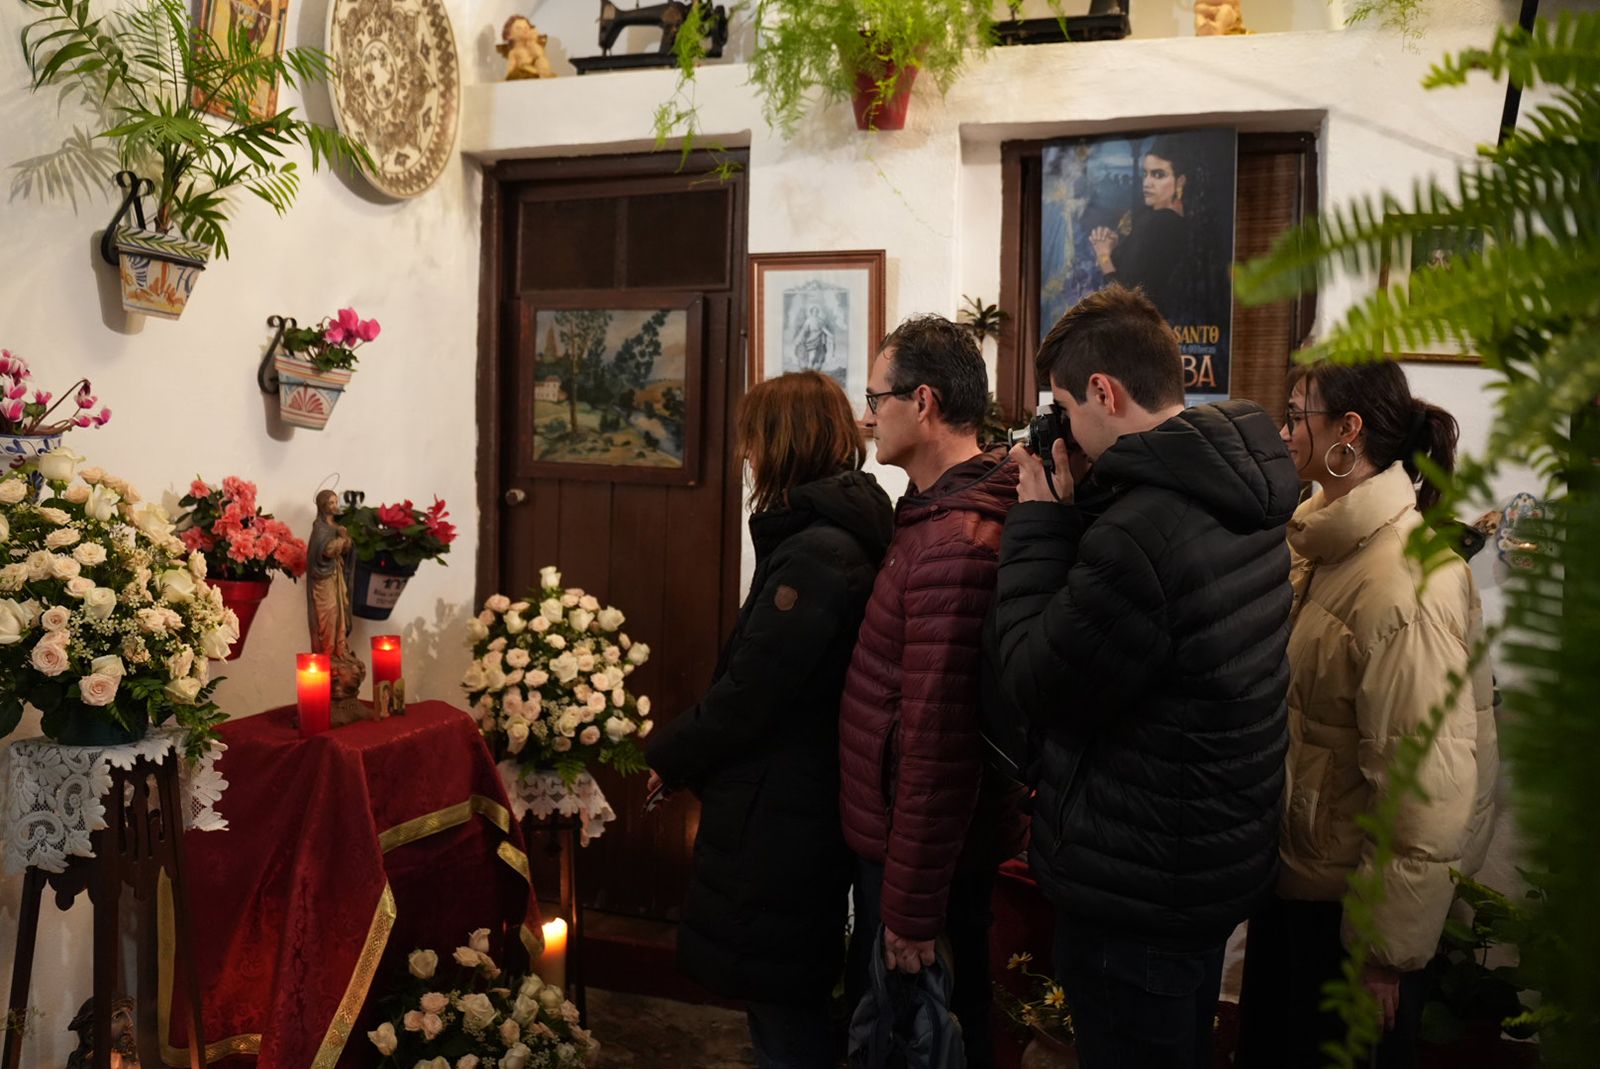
[1345,0,1431,42]
[19,0,374,257]
[960,294,1009,341]
[1420,872,1546,1045]
[1237,11,1600,1066]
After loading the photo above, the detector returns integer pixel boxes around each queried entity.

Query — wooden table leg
[2,868,45,1069]
[91,837,119,1069]
[156,757,207,1068]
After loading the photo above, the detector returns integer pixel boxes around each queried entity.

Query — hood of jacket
[751,469,894,562]
[1088,399,1300,533]
[895,446,1019,529]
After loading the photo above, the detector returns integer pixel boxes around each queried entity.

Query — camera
[1010,404,1072,474]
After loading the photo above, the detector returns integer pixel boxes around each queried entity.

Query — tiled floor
[590,988,756,1068]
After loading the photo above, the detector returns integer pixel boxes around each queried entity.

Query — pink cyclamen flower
[32,390,51,405]
[6,383,25,401]
[322,323,346,345]
[93,407,111,427]
[336,308,361,333]
[73,415,92,428]
[358,318,381,343]
[2,400,24,422]
[75,384,95,409]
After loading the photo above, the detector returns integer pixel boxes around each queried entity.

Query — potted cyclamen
[173,476,309,659]
[0,349,111,476]
[0,454,233,747]
[339,497,456,620]
[273,308,381,429]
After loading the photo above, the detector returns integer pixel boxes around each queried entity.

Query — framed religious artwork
[514,293,704,485]
[196,0,291,121]
[1377,225,1485,365]
[748,251,886,401]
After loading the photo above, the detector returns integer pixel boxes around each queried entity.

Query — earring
[1325,441,1359,479]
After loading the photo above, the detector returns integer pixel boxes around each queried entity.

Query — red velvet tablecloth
[161,702,541,1069]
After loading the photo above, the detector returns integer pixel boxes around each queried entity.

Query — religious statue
[498,15,556,80]
[307,489,372,724]
[1195,0,1247,36]
[66,996,139,1068]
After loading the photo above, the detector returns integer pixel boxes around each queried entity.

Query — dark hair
[1142,135,1192,180]
[878,314,989,433]
[736,371,865,512]
[1034,285,1185,410]
[1288,361,1459,512]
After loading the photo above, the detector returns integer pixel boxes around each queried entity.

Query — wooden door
[477,152,748,920]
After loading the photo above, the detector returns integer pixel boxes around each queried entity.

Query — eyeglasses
[864,387,915,415]
[1284,407,1332,433]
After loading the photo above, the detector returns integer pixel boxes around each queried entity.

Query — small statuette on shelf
[497,15,556,80]
[306,489,371,725]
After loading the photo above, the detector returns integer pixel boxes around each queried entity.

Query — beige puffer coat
[1278,463,1498,972]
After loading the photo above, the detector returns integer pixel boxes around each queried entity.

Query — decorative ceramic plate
[326,0,460,199]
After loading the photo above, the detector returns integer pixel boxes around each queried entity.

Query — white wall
[0,0,1549,1060]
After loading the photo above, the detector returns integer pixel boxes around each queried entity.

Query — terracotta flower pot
[273,354,353,430]
[211,577,272,660]
[114,226,208,320]
[851,61,919,131]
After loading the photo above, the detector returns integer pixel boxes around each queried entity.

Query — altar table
[161,702,542,1069]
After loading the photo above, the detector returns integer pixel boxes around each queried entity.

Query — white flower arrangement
[463,566,653,783]
[0,450,236,751]
[370,928,598,1068]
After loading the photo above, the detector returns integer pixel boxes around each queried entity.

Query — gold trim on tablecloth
[159,793,534,1066]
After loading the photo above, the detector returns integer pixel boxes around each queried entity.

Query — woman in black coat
[646,370,893,1069]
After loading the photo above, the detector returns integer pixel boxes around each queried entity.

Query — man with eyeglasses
[995,285,1300,1069]
[839,314,1023,1069]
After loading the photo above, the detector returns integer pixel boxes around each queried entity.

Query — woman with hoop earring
[1235,360,1499,1069]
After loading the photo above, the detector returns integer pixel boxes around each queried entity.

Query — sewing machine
[571,0,729,74]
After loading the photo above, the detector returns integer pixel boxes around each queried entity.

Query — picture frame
[748,250,886,401]
[196,0,291,121]
[1377,225,1484,365]
[514,293,704,485]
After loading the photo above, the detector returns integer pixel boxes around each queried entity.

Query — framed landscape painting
[516,295,703,485]
[749,250,885,402]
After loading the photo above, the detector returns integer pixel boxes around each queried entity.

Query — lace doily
[2,728,229,875]
[497,762,616,846]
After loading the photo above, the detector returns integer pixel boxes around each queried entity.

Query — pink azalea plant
[174,476,308,583]
[281,307,382,373]
[0,349,112,437]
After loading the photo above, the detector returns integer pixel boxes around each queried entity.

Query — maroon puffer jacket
[840,449,1025,940]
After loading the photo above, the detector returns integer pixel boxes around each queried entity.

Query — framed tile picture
[196,0,291,121]
[514,294,703,485]
[748,250,886,400]
[1377,225,1485,365]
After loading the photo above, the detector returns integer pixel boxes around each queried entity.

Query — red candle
[296,653,331,736]
[371,635,402,686]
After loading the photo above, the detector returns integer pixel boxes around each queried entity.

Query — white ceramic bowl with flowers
[462,566,653,783]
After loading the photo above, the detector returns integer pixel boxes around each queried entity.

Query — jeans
[1052,915,1225,1069]
[1236,896,1427,1069]
[846,858,998,1069]
[747,999,836,1069]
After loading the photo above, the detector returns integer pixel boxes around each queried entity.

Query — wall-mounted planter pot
[113,226,208,320]
[273,355,353,430]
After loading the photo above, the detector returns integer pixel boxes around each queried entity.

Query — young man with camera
[997,286,1299,1068]
[838,314,1023,1068]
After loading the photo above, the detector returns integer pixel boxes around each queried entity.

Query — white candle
[538,917,568,992]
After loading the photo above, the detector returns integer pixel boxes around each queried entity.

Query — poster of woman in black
[1041,128,1237,402]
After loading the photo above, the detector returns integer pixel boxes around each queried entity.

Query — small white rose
[468,927,491,954]
[37,507,69,525]
[575,652,596,672]
[408,949,438,979]
[165,677,202,704]
[546,634,566,651]
[64,485,91,505]
[507,719,530,754]
[420,1012,444,1041]
[540,598,564,623]
[30,634,70,675]
[597,607,625,631]
[605,718,629,741]
[35,447,82,484]
[367,1022,398,1055]
[586,691,608,714]
[83,586,116,622]
[0,564,26,591]
[457,1056,481,1069]
[539,565,562,588]
[551,735,572,752]
[550,652,579,683]
[456,992,497,1032]
[511,600,531,612]
[90,654,124,679]
[402,1009,424,1031]
[452,946,482,969]
[0,599,33,645]
[462,662,489,691]
[78,672,120,707]
[512,992,539,1027]
[51,555,81,580]
[506,648,531,669]
[64,575,94,598]
[168,647,194,681]
[560,592,579,608]
[157,568,196,604]
[530,615,551,633]
[568,608,594,633]
[136,607,169,634]
[538,985,565,1011]
[72,542,107,566]
[187,552,207,579]
[579,725,600,746]
[466,619,490,642]
[637,695,652,716]
[612,687,626,707]
[501,1043,532,1069]
[505,610,527,635]
[499,1018,521,1048]
[420,991,450,1015]
[505,668,524,686]
[132,503,174,541]
[628,642,651,665]
[0,479,26,504]
[201,626,233,660]
[638,718,654,737]
[45,528,79,550]
[485,665,508,692]
[85,484,121,522]
[485,594,512,614]
[578,594,599,612]
[40,605,71,632]
[527,669,549,687]
[487,638,507,655]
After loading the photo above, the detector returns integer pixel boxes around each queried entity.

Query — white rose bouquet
[0,451,235,753]
[462,566,653,784]
[369,929,598,1069]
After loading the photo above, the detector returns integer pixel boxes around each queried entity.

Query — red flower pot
[851,62,919,131]
[212,577,272,660]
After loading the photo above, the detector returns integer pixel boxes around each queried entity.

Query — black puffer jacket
[646,470,894,1004]
[995,400,1299,947]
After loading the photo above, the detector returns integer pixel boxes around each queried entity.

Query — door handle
[503,488,527,506]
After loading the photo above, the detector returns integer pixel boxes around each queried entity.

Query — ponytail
[1405,401,1458,513]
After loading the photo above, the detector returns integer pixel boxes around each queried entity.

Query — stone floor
[589,988,756,1068]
